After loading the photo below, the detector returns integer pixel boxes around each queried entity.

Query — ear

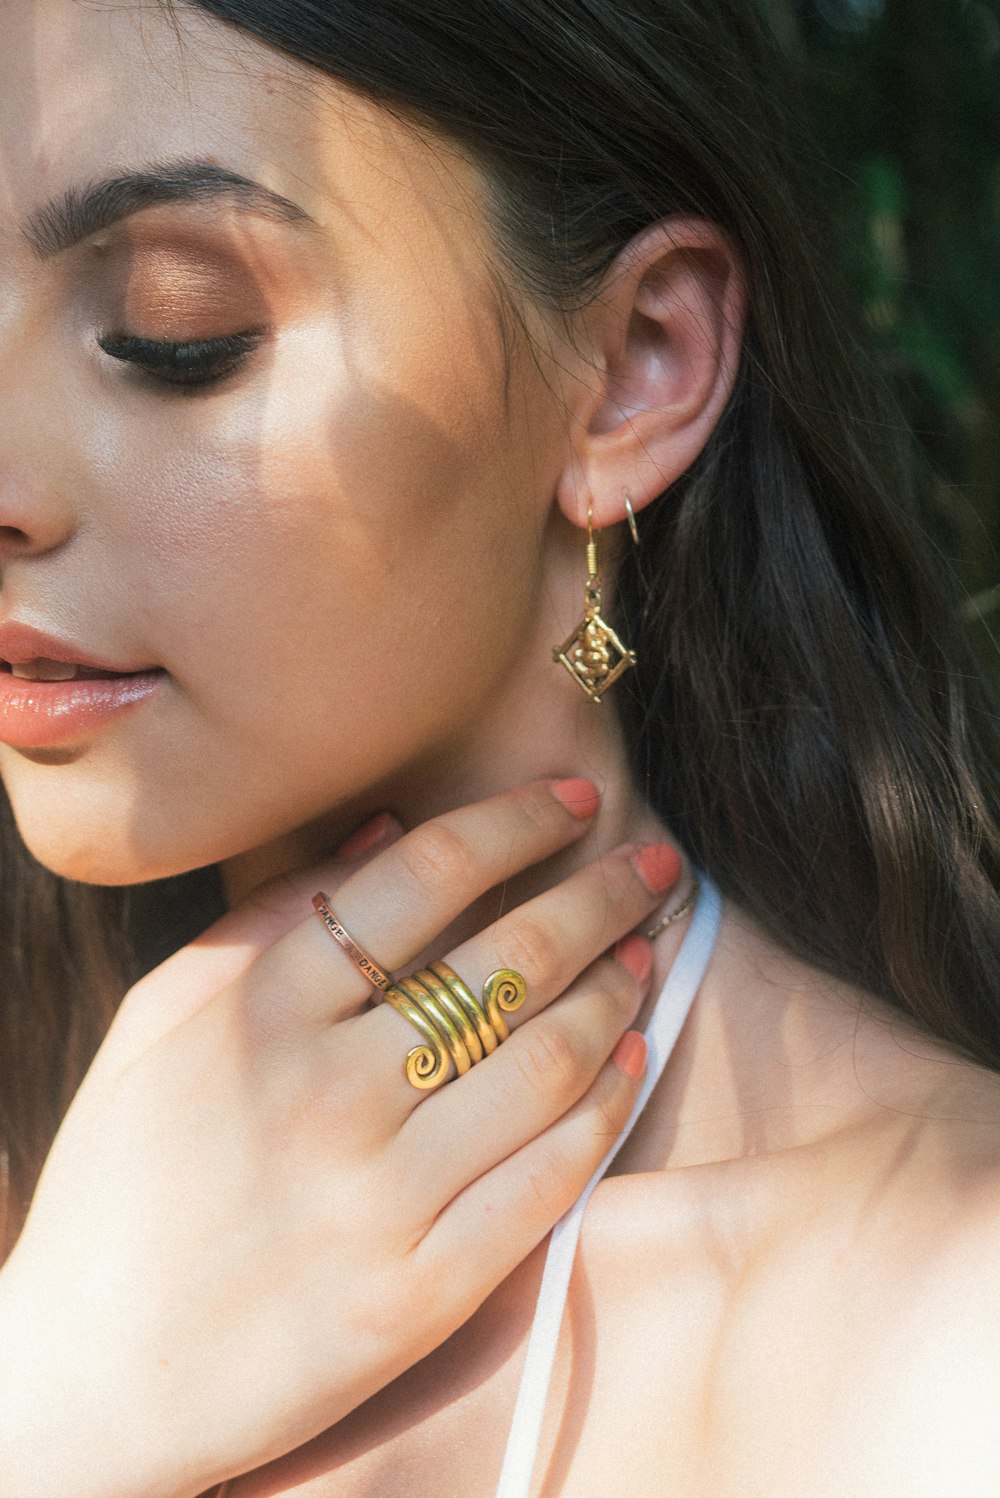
[554,217,746,529]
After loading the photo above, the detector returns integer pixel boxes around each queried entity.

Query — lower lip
[0,670,167,748]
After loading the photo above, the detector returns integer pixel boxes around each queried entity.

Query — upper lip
[0,620,156,673]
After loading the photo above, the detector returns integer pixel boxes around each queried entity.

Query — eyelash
[96,330,266,392]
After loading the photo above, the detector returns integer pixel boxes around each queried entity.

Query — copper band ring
[311,892,392,990]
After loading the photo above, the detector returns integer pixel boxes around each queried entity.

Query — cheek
[99,325,538,824]
[3,294,554,886]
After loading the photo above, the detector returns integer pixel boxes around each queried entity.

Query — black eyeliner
[97,329,266,388]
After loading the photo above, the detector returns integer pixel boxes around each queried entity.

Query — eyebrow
[24,158,315,258]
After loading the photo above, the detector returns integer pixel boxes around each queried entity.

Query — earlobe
[555,217,746,529]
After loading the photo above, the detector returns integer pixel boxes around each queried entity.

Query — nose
[0,477,77,561]
[0,388,80,562]
[0,489,76,559]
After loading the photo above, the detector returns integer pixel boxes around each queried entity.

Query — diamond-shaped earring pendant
[552,505,637,702]
[553,612,637,702]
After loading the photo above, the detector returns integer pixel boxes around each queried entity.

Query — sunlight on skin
[3,6,1000,1496]
[0,0,993,1199]
[0,1,678,917]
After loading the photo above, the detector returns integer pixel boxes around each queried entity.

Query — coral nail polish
[338,812,392,858]
[631,843,682,895]
[550,778,601,819]
[612,1030,648,1081]
[612,933,653,986]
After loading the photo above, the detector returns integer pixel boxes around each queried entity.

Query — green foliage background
[759,0,1000,668]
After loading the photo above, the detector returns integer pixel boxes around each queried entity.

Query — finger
[415,1037,647,1298]
[241,778,601,1031]
[441,840,679,1032]
[398,946,650,1206]
[136,815,403,1001]
[323,839,673,1120]
[96,816,405,1075]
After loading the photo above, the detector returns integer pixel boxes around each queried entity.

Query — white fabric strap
[493,875,723,1498]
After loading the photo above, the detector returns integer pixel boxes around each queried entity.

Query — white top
[494,875,723,1498]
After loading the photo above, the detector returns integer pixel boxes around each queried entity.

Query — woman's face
[0,2,577,883]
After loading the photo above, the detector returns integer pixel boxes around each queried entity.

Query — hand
[0,779,678,1498]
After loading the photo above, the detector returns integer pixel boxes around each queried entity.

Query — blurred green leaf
[759,0,1000,624]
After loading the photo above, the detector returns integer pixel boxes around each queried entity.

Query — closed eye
[96,329,267,391]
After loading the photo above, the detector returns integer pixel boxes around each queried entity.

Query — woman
[1,1,999,1494]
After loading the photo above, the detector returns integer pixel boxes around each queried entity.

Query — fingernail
[550,778,601,819]
[612,1030,648,1082]
[630,842,682,895]
[338,812,392,858]
[612,934,653,987]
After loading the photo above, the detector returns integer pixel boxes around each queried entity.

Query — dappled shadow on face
[0,0,526,893]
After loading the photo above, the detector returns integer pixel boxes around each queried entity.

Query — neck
[219,624,923,1178]
[219,606,687,962]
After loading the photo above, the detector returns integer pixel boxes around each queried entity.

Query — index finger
[232,777,601,1035]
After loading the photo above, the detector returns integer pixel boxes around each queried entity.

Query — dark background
[758,0,1000,672]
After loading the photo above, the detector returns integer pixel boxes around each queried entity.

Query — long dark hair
[3,0,1000,1250]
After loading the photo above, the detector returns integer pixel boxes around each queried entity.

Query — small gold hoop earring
[623,491,640,547]
[551,503,638,703]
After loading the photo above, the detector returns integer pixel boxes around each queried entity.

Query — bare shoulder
[775,1048,1000,1497]
[855,1141,1000,1498]
[583,1079,1000,1498]
[571,920,1000,1497]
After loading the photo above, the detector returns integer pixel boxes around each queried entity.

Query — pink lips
[0,619,165,749]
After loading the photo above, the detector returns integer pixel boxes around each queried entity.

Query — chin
[5,802,209,888]
[21,838,195,888]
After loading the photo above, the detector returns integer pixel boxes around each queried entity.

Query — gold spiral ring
[384,963,528,1091]
[485,968,528,1014]
[428,960,501,1051]
[382,987,450,1089]
[407,969,486,1063]
[395,976,474,1077]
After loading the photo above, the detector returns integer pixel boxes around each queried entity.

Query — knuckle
[590,1066,631,1141]
[595,956,641,1020]
[234,974,304,1062]
[499,916,560,988]
[511,780,561,830]
[515,1021,582,1101]
[604,857,649,921]
[397,822,477,892]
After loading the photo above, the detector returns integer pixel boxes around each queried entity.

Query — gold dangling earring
[552,504,638,703]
